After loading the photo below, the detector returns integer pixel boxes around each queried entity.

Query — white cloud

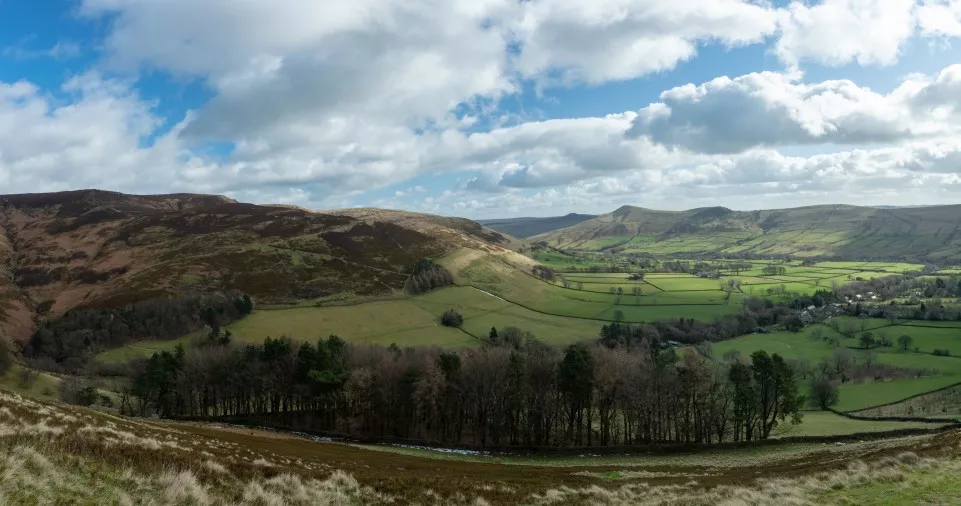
[0,73,195,193]
[917,0,961,37]
[509,0,778,84]
[627,65,961,153]
[426,139,961,217]
[4,1,961,217]
[774,0,917,67]
[83,0,516,137]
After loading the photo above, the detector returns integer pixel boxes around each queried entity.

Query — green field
[441,249,743,323]
[713,318,961,411]
[0,364,62,402]
[772,411,947,438]
[832,377,961,411]
[92,248,961,419]
[97,284,609,363]
[853,384,961,419]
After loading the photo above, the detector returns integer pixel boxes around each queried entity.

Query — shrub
[532,265,556,282]
[810,376,840,410]
[897,334,913,351]
[440,309,463,327]
[60,381,99,406]
[784,315,804,332]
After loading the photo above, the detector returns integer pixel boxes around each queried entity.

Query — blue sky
[1,1,961,218]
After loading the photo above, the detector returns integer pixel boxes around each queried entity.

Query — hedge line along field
[711,318,961,411]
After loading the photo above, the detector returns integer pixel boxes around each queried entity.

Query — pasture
[712,318,961,411]
[442,249,743,323]
[771,411,947,438]
[93,248,959,420]
[96,285,607,363]
[94,250,943,374]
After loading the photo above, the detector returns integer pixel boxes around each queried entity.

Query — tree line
[127,333,803,447]
[26,291,253,373]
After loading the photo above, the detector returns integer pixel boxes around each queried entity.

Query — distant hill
[534,204,961,263]
[479,213,596,238]
[0,190,516,344]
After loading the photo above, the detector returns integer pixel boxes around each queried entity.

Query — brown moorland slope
[0,190,515,345]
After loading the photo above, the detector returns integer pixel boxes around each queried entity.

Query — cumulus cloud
[83,0,516,135]
[774,0,918,67]
[917,0,961,37]
[3,1,961,216]
[0,73,198,193]
[626,65,961,153]
[509,0,778,84]
[424,139,961,217]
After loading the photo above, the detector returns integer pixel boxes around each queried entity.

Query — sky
[1,1,961,219]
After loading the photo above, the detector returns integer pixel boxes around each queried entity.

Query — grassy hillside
[439,248,743,323]
[3,389,961,505]
[0,190,515,344]
[534,204,961,262]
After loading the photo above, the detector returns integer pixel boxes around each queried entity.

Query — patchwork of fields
[713,318,961,412]
[85,247,961,440]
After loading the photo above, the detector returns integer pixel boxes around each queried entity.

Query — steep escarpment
[0,190,516,344]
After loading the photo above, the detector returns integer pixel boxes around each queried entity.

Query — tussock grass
[3,389,961,504]
[0,391,388,505]
[535,452,959,505]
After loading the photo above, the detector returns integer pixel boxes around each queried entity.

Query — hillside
[479,213,596,238]
[4,389,961,505]
[533,204,961,261]
[0,190,515,344]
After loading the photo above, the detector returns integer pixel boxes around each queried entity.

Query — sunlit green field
[772,411,947,438]
[712,318,961,411]
[97,284,611,363]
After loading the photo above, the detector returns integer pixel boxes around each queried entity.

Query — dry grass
[533,452,956,505]
[3,389,961,504]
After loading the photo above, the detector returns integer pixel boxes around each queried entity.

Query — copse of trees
[26,290,254,373]
[441,309,464,327]
[598,297,798,347]
[404,259,454,295]
[532,265,556,282]
[761,265,787,276]
[127,334,803,447]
